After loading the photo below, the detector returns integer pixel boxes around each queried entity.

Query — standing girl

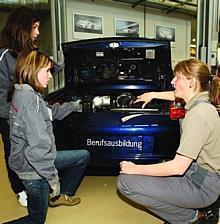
[0,6,40,206]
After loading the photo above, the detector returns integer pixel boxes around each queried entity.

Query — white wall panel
[65,0,191,63]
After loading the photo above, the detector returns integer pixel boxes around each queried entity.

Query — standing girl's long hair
[0,6,40,57]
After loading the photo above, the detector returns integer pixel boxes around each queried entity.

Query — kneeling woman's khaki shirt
[177,91,220,172]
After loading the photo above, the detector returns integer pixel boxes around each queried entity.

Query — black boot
[197,199,219,224]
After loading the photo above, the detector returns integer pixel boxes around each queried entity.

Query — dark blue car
[47,37,180,168]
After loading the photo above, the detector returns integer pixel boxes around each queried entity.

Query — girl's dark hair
[0,6,40,57]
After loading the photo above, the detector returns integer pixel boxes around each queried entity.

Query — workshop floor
[0,136,163,224]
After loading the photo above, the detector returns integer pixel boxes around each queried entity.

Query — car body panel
[47,37,180,167]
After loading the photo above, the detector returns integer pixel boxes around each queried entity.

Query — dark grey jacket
[9,84,77,189]
[0,48,64,119]
[0,48,16,119]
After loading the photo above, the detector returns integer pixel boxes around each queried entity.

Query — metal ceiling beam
[113,0,197,16]
[163,0,196,14]
[132,0,145,8]
[168,0,196,7]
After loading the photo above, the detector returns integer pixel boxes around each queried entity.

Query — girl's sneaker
[49,194,81,207]
[17,190,27,207]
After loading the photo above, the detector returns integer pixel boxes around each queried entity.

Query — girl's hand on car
[134,92,154,108]
[72,99,83,112]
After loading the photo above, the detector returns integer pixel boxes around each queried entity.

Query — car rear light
[169,101,186,120]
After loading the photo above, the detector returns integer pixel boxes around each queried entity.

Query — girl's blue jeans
[4,149,90,224]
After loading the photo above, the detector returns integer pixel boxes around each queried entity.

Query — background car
[46,37,180,171]
[76,19,101,31]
